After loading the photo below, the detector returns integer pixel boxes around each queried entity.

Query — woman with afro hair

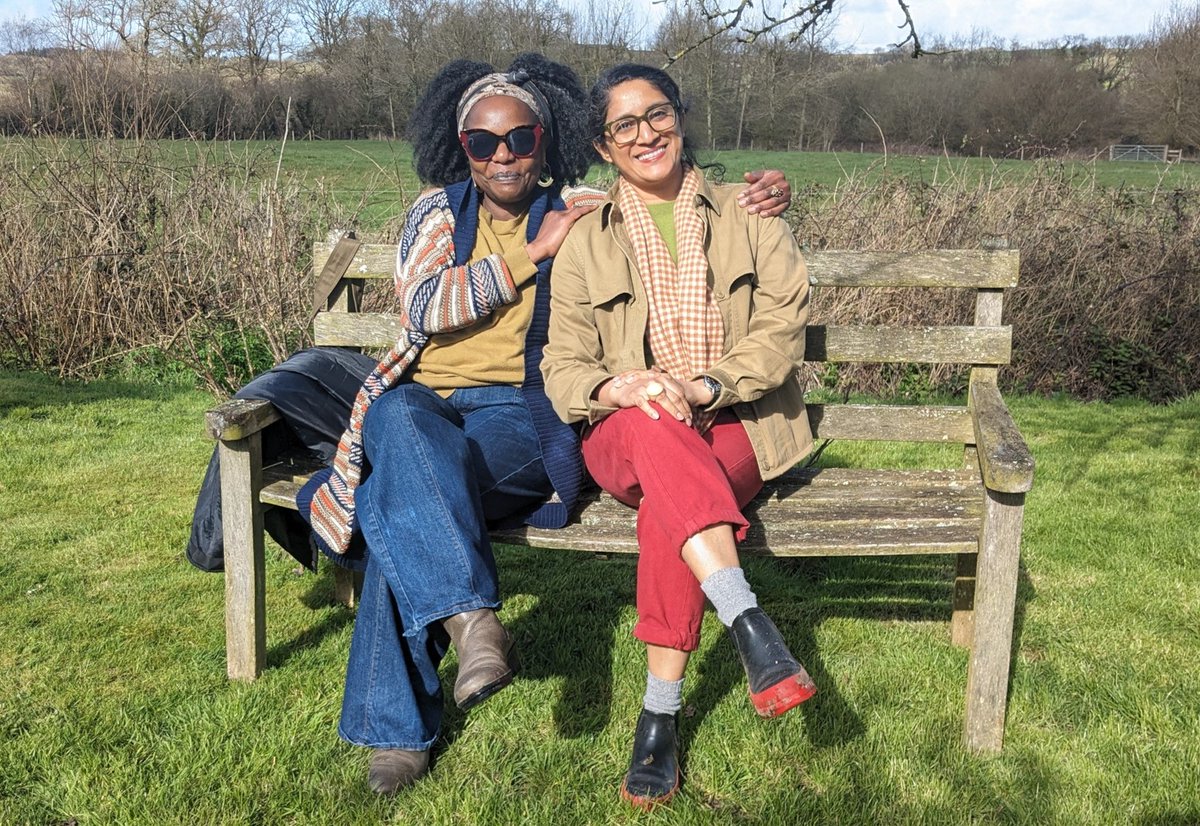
[300,52,793,795]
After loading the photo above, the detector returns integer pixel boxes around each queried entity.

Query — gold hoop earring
[537,167,555,188]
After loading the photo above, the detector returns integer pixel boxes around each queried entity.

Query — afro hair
[409,53,592,188]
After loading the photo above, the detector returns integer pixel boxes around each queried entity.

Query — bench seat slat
[259,465,982,556]
[497,520,980,556]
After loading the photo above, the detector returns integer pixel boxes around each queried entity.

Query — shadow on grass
[264,607,355,672]
[494,546,1036,751]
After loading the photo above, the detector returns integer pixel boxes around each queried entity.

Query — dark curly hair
[587,63,722,177]
[408,53,592,188]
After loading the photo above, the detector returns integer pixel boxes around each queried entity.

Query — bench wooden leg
[220,434,266,681]
[332,565,363,608]
[951,552,977,648]
[963,488,1025,754]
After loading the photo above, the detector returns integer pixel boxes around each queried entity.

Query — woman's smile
[596,79,685,204]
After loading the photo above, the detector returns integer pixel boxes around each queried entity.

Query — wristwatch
[701,375,722,404]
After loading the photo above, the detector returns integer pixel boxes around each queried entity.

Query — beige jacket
[542,177,813,481]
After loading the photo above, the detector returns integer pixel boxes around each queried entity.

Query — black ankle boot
[620,709,680,809]
[729,607,816,718]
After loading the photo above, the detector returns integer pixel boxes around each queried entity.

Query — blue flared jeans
[338,382,552,750]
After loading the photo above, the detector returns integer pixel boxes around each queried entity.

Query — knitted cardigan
[305,179,600,557]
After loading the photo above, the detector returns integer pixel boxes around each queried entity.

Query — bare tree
[228,0,291,86]
[79,0,173,55]
[972,53,1119,157]
[295,0,360,62]
[165,0,230,62]
[1129,2,1200,149]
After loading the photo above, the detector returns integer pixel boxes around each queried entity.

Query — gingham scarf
[617,166,724,431]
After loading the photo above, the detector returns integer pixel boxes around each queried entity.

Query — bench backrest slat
[314,315,1011,366]
[807,325,1011,364]
[313,244,395,279]
[313,244,1020,289]
[806,250,1018,288]
[806,403,975,443]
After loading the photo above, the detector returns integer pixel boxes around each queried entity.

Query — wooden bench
[205,239,1034,754]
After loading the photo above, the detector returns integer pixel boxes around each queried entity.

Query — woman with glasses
[542,64,817,808]
[300,53,794,795]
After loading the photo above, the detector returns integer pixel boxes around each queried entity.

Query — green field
[7,136,1194,229]
[260,140,1200,226]
[2,369,1198,824]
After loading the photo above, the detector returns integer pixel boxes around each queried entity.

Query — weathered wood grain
[315,314,1013,366]
[806,325,1012,364]
[205,398,280,440]
[964,488,1025,754]
[314,243,394,279]
[220,434,266,681]
[313,244,1022,289]
[970,378,1035,493]
[809,403,974,443]
[806,249,1020,288]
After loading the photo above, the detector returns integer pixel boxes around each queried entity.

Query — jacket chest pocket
[588,281,638,368]
[710,248,756,341]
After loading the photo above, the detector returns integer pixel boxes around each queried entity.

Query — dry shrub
[792,161,1200,401]
[0,137,355,393]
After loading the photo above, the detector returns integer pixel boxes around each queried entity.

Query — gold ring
[645,380,664,398]
[768,186,784,199]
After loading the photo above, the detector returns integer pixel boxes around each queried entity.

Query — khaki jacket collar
[597,167,723,231]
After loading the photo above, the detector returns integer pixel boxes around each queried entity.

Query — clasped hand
[599,369,713,426]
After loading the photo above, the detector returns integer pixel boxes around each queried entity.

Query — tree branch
[659,0,922,67]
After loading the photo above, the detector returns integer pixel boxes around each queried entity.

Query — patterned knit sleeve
[562,184,606,210]
[394,190,521,335]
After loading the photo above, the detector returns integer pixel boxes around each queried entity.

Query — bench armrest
[205,398,281,441]
[970,379,1034,493]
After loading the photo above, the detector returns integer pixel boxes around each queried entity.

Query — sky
[824,0,1178,50]
[0,0,1183,49]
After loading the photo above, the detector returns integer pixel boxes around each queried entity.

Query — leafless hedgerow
[0,136,356,394]
[790,160,1199,401]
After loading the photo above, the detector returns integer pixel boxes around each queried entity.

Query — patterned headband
[455,70,553,136]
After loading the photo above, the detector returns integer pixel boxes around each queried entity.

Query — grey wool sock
[643,672,684,715]
[700,566,759,627]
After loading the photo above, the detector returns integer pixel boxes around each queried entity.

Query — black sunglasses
[458,124,544,162]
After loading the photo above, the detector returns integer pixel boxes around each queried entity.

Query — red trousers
[582,408,764,651]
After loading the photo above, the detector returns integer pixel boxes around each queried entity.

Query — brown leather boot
[442,608,517,710]
[367,748,430,794]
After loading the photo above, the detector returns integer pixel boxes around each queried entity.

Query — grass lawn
[1,369,1198,824]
